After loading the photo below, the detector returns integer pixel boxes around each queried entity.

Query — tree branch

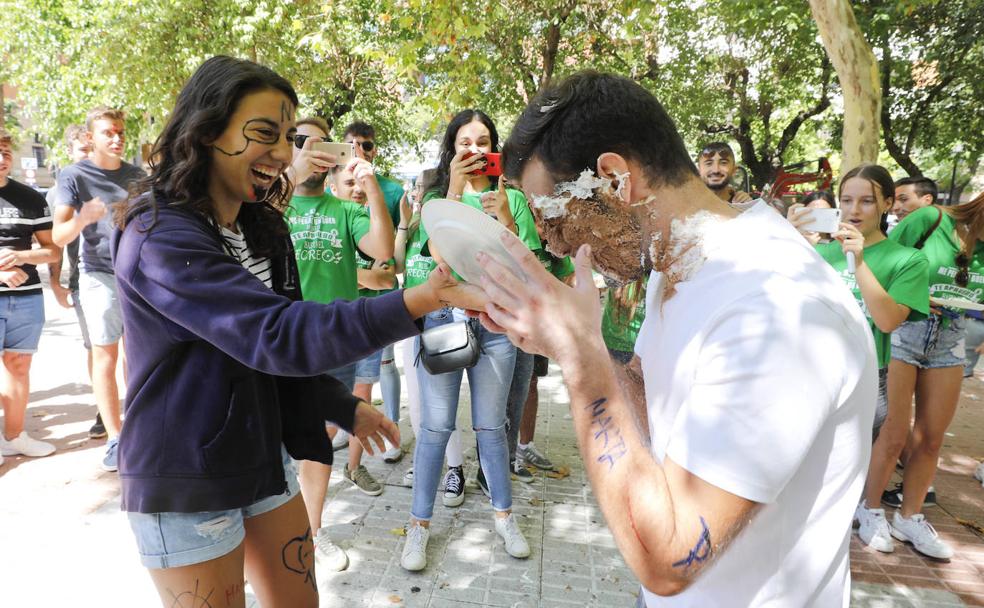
[776,56,832,158]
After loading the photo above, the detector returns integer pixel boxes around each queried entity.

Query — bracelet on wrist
[397,226,408,231]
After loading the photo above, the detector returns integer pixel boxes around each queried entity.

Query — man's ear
[596,152,632,202]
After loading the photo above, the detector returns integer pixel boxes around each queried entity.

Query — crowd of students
[0,55,982,607]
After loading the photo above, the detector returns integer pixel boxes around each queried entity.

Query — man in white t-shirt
[476,72,877,606]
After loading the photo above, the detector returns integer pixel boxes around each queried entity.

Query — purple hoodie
[112,207,420,513]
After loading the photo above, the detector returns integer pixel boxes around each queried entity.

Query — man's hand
[51,280,73,308]
[476,233,603,363]
[0,248,23,270]
[350,400,400,456]
[731,190,753,204]
[0,268,28,288]
[348,158,379,189]
[290,136,338,184]
[78,197,108,226]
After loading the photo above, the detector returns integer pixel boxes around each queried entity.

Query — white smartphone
[312,141,356,164]
[799,208,841,233]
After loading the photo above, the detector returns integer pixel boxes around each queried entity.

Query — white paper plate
[421,199,526,284]
[930,296,984,312]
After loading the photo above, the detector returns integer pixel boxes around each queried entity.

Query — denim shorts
[891,316,966,369]
[0,293,45,354]
[354,349,383,385]
[78,271,123,346]
[127,446,300,569]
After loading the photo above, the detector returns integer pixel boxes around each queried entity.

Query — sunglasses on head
[955,253,970,288]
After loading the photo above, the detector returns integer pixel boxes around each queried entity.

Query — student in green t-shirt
[815,165,933,557]
[343,121,405,227]
[399,110,533,573]
[285,116,395,572]
[871,188,984,559]
[331,160,405,465]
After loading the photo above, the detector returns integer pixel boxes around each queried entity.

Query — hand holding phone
[312,141,356,165]
[797,208,841,234]
[463,151,502,177]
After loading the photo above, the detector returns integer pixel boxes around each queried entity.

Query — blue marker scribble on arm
[671,516,712,570]
[586,398,628,471]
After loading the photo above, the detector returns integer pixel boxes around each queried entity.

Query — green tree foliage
[1,0,981,190]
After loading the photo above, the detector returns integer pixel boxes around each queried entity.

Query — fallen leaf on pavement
[546,466,571,479]
[390,528,406,536]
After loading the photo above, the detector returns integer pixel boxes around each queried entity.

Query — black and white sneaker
[881,482,937,508]
[511,457,534,483]
[88,414,107,439]
[442,466,465,507]
[476,466,491,498]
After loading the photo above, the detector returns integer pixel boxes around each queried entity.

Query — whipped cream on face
[532,169,609,219]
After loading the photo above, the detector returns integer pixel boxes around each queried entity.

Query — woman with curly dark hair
[113,56,480,607]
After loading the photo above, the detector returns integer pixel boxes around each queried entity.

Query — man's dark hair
[502,71,697,188]
[343,121,375,140]
[895,176,938,204]
[698,141,735,162]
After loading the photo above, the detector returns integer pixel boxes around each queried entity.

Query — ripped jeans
[411,307,517,521]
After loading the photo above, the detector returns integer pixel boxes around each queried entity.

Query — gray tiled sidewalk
[302,365,639,608]
[2,286,978,606]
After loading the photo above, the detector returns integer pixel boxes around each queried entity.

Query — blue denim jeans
[411,308,517,520]
[505,349,535,462]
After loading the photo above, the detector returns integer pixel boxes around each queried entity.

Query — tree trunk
[809,0,881,173]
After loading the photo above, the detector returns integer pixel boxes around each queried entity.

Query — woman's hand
[398,191,412,229]
[448,149,487,198]
[350,400,399,456]
[480,179,516,232]
[426,262,489,311]
[834,222,865,266]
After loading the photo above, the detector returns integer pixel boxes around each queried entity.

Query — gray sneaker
[519,442,555,471]
[314,528,349,572]
[344,464,383,496]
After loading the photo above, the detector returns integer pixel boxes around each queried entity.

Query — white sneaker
[494,513,530,559]
[0,431,55,457]
[382,441,403,464]
[314,528,349,572]
[855,501,895,553]
[331,428,350,451]
[974,461,984,488]
[891,512,954,559]
[401,523,429,571]
[403,468,414,487]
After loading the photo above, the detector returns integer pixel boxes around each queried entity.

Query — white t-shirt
[635,203,877,607]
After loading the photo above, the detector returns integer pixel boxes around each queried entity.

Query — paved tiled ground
[1,286,983,607]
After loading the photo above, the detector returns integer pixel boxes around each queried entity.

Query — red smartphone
[464,152,502,177]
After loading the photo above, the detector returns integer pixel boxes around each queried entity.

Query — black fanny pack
[417,318,482,375]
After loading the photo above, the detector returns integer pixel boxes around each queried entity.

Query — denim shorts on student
[78,271,123,346]
[127,446,299,569]
[354,349,383,385]
[891,316,967,369]
[0,293,45,354]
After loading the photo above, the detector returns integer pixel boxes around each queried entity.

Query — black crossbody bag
[417,318,482,375]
